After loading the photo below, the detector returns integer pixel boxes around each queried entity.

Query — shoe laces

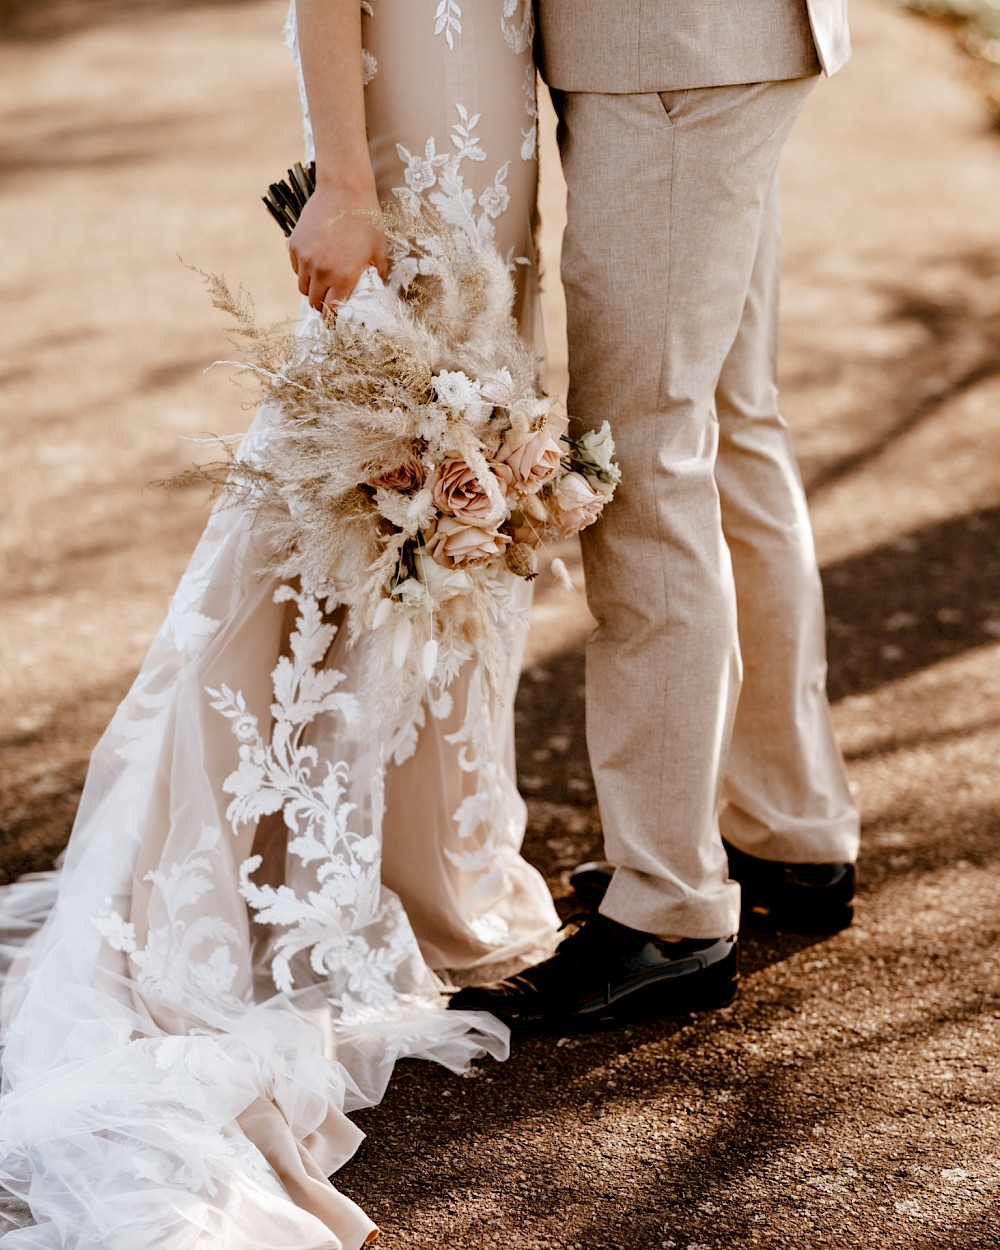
[557,911,592,934]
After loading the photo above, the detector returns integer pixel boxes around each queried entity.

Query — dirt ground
[2,1,999,1247]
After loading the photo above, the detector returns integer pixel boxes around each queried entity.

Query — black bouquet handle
[262,161,317,237]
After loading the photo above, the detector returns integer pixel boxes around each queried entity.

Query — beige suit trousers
[554,78,860,938]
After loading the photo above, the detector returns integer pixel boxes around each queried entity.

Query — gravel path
[1,2,999,1246]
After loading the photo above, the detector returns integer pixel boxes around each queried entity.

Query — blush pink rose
[553,471,606,536]
[366,453,425,492]
[504,509,543,547]
[426,517,511,568]
[431,455,499,522]
[495,416,567,494]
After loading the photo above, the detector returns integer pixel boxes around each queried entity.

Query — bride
[0,2,560,1246]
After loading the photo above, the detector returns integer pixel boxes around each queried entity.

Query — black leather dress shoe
[569,848,856,934]
[448,913,738,1032]
[722,839,855,934]
[568,860,618,911]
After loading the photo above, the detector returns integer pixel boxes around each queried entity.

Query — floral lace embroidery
[217,579,525,1001]
[238,816,421,1015]
[433,0,462,49]
[209,586,360,833]
[93,823,246,1011]
[204,586,424,1009]
[131,1117,278,1198]
[161,547,222,658]
[362,49,378,85]
[95,7,543,1005]
[444,617,522,885]
[501,0,532,56]
[521,63,538,162]
[396,106,511,251]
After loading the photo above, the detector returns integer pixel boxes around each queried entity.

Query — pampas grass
[182,198,616,728]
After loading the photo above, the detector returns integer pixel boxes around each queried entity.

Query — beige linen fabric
[715,178,859,867]
[536,0,849,91]
[554,79,859,939]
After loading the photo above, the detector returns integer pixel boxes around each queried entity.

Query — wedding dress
[0,3,558,1246]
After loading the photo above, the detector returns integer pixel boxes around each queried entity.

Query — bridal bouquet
[191,192,619,715]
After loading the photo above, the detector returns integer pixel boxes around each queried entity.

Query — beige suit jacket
[535,0,850,92]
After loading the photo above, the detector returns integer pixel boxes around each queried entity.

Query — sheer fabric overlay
[0,4,557,1247]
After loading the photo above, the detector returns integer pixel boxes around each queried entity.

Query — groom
[452,0,860,1029]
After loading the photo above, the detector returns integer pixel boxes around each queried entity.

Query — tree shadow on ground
[341,958,999,1246]
[0,113,203,179]
[824,505,1000,701]
[0,0,267,42]
[792,247,1000,495]
[551,986,1000,1249]
[0,678,128,882]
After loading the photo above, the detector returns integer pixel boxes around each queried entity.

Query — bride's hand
[288,179,389,315]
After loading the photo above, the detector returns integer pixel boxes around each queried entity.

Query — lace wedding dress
[0,4,558,1246]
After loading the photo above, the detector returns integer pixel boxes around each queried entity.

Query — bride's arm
[288,0,388,313]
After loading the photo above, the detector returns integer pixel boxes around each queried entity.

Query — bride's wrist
[313,163,379,207]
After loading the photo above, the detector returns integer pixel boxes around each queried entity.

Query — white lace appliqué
[153,537,227,661]
[206,577,527,1001]
[434,0,462,48]
[521,64,538,162]
[205,586,423,1011]
[209,586,361,832]
[93,823,245,1011]
[501,0,532,55]
[396,106,511,251]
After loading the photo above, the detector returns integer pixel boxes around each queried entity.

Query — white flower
[231,713,258,744]
[574,421,621,497]
[578,421,614,459]
[406,158,437,194]
[414,548,474,603]
[478,171,511,220]
[509,393,555,430]
[396,139,443,194]
[92,906,137,954]
[578,422,616,470]
[479,366,515,407]
[433,369,482,414]
[361,49,378,85]
[391,577,433,615]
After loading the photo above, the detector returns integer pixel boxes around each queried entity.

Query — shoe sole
[742,898,854,935]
